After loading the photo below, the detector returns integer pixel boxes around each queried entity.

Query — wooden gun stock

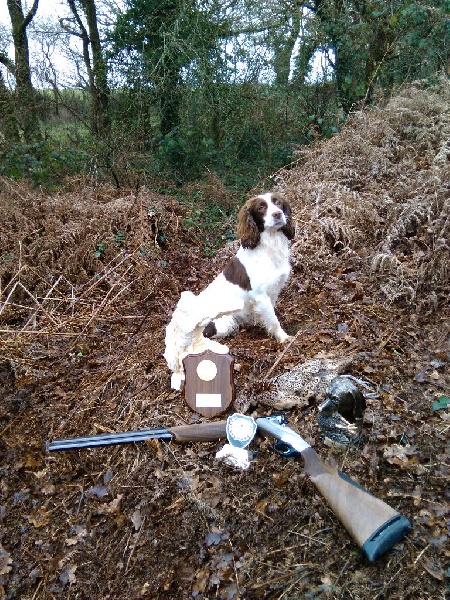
[301,447,410,562]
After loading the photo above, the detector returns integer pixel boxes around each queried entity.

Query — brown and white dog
[200,192,295,343]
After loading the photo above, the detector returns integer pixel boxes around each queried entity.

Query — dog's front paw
[203,321,217,338]
[275,330,292,343]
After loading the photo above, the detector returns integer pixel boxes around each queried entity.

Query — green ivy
[0,141,88,187]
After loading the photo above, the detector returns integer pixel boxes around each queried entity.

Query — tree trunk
[0,72,20,142]
[272,6,303,87]
[159,66,181,136]
[7,0,42,142]
[314,0,358,113]
[81,0,110,136]
[67,0,110,138]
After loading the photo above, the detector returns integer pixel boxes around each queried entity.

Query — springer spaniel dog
[200,192,295,343]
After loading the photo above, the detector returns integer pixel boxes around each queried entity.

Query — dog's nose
[272,211,282,220]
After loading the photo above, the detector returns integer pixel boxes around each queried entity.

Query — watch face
[226,413,257,448]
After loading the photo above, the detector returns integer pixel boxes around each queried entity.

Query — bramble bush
[0,141,89,188]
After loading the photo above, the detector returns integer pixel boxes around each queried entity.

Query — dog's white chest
[238,233,290,283]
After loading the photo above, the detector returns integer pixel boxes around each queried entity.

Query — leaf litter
[0,81,449,598]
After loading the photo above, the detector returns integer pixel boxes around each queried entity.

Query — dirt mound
[0,82,448,599]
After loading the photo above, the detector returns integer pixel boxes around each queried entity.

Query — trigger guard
[273,441,300,457]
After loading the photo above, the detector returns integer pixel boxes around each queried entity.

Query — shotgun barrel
[47,420,228,451]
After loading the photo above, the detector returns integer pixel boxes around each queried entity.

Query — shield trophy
[183,350,235,418]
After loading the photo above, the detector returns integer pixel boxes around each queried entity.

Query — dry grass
[276,80,450,307]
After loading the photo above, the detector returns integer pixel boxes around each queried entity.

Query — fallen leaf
[26,509,51,528]
[65,538,78,547]
[0,545,12,575]
[24,455,43,469]
[59,564,77,585]
[383,443,417,462]
[205,528,225,547]
[423,560,444,581]
[131,509,143,531]
[41,483,55,495]
[97,494,123,517]
[192,566,209,593]
[414,371,425,383]
[383,444,426,473]
[86,484,109,499]
[255,498,269,514]
[103,469,114,484]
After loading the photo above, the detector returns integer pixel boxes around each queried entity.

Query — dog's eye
[257,202,267,212]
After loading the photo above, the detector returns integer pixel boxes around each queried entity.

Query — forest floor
[0,81,449,599]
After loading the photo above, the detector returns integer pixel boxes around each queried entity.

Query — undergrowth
[0,141,89,188]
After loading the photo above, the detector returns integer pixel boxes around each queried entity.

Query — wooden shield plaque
[183,351,235,418]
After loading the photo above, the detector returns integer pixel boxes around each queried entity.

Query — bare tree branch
[0,50,15,73]
[23,0,40,29]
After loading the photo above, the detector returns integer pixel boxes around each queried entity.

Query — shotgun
[47,414,410,561]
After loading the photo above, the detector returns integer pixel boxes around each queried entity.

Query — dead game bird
[237,355,362,411]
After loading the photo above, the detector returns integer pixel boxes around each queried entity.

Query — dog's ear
[237,198,261,249]
[275,195,295,240]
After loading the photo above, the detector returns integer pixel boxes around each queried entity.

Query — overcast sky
[0,0,66,26]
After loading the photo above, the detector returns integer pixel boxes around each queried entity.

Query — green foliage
[114,232,125,247]
[0,141,89,187]
[93,233,126,259]
[111,0,224,136]
[138,82,341,186]
[314,0,449,111]
[94,242,106,258]
[179,190,237,256]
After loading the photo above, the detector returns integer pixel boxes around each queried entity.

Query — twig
[277,573,304,600]
[0,281,19,317]
[125,516,146,575]
[373,565,404,600]
[286,530,327,546]
[74,266,134,338]
[228,538,241,598]
[30,578,43,600]
[413,543,430,564]
[334,556,351,588]
[20,275,63,331]
[251,566,312,590]
[0,329,80,336]
[0,281,60,326]
[263,327,303,381]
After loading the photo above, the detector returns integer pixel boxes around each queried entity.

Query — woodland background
[0,1,449,599]
[0,0,448,189]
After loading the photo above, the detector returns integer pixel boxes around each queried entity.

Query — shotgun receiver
[47,414,410,561]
